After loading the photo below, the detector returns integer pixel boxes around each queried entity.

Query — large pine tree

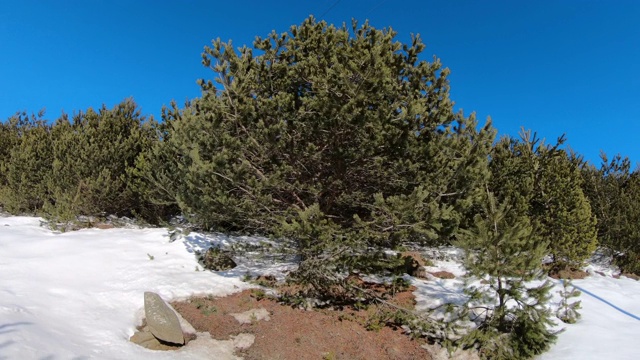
[140,16,495,293]
[150,17,495,237]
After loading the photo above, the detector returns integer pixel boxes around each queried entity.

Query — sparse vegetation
[556,280,582,324]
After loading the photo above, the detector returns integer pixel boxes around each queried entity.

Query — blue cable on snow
[562,280,640,321]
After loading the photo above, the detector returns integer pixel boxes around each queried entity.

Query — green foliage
[556,280,581,324]
[250,289,267,301]
[0,99,162,224]
[581,154,640,274]
[0,114,25,190]
[490,129,597,270]
[129,111,183,222]
[535,147,597,269]
[192,298,218,316]
[456,190,556,359]
[0,111,53,213]
[148,17,494,290]
[46,99,156,220]
[615,251,640,275]
[391,276,412,293]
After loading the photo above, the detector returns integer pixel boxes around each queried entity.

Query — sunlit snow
[1,215,639,359]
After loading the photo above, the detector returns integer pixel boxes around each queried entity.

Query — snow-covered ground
[539,266,640,359]
[1,216,639,359]
[0,216,254,359]
[412,248,640,360]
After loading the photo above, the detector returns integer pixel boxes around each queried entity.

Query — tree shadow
[413,278,469,308]
[179,231,298,281]
[0,321,33,335]
[181,232,215,254]
[0,322,34,359]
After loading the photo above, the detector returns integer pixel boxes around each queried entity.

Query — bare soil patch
[616,272,640,281]
[428,271,455,279]
[549,268,589,280]
[172,285,432,360]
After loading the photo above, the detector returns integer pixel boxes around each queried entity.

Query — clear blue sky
[1,0,638,166]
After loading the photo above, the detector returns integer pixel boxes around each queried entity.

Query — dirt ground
[172,285,433,360]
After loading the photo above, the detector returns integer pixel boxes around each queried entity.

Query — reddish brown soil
[615,272,640,281]
[428,271,455,279]
[172,288,432,360]
[549,268,589,280]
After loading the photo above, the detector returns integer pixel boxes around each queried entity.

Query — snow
[0,216,252,359]
[411,247,640,359]
[538,274,640,360]
[1,216,640,359]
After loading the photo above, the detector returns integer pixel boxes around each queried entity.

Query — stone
[144,292,185,345]
[230,307,271,324]
[200,247,237,271]
[400,251,429,278]
[130,328,180,350]
[231,333,256,349]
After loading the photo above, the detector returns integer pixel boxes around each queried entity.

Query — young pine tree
[0,112,53,214]
[47,99,156,220]
[556,279,581,324]
[456,190,556,360]
[490,130,597,272]
[580,154,640,274]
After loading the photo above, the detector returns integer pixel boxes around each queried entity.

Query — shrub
[46,99,157,220]
[0,111,53,214]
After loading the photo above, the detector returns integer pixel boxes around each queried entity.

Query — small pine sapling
[455,189,556,359]
[556,279,582,324]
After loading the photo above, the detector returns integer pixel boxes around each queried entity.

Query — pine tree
[163,16,494,235]
[129,109,183,223]
[581,154,640,274]
[142,17,496,296]
[0,114,25,199]
[46,99,156,220]
[456,190,556,359]
[490,130,597,271]
[556,279,581,324]
[0,111,53,214]
[535,147,597,270]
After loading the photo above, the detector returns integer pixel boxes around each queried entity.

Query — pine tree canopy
[489,129,597,270]
[157,16,495,248]
[581,154,640,273]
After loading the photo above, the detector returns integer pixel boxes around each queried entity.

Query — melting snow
[1,216,639,359]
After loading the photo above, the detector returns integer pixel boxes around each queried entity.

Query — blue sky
[1,0,638,166]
